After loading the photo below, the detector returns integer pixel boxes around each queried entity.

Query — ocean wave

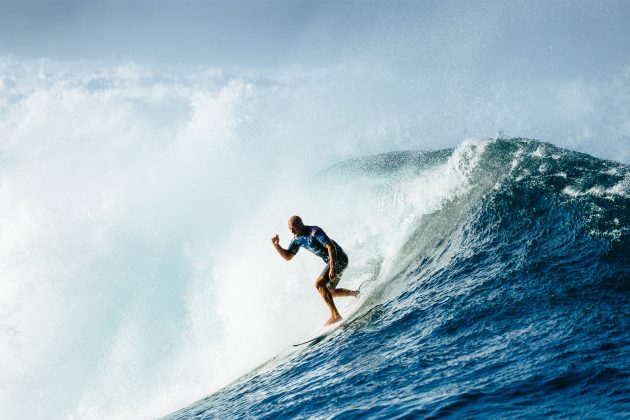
[168,138,630,419]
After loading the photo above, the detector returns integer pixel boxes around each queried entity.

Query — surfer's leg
[327,255,358,298]
[331,288,360,298]
[315,274,342,325]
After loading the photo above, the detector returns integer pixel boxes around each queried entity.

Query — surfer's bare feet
[325,315,342,325]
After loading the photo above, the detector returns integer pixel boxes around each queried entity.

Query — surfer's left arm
[272,234,296,261]
[325,242,336,278]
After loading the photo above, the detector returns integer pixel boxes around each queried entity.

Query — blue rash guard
[287,225,343,263]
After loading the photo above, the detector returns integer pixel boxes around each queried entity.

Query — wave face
[167,139,629,419]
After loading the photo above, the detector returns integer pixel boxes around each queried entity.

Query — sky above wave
[1,0,630,348]
[2,1,630,163]
[1,0,629,77]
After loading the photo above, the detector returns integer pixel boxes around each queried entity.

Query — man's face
[289,221,303,236]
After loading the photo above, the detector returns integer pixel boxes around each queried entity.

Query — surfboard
[293,318,347,347]
[293,279,371,347]
[293,293,363,346]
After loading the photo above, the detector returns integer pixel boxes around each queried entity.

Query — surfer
[272,215,359,325]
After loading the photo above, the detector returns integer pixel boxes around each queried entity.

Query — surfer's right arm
[272,234,295,261]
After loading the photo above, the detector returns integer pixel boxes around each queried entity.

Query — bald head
[288,215,306,236]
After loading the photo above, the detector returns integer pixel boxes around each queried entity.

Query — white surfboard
[293,290,366,347]
[292,275,374,347]
[292,318,348,347]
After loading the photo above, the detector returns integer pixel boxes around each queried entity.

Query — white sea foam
[0,59,485,420]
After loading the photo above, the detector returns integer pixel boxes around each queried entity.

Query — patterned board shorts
[321,250,349,290]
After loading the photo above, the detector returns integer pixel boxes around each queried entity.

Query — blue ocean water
[164,139,630,419]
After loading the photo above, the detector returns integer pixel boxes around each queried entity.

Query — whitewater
[1,59,629,419]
